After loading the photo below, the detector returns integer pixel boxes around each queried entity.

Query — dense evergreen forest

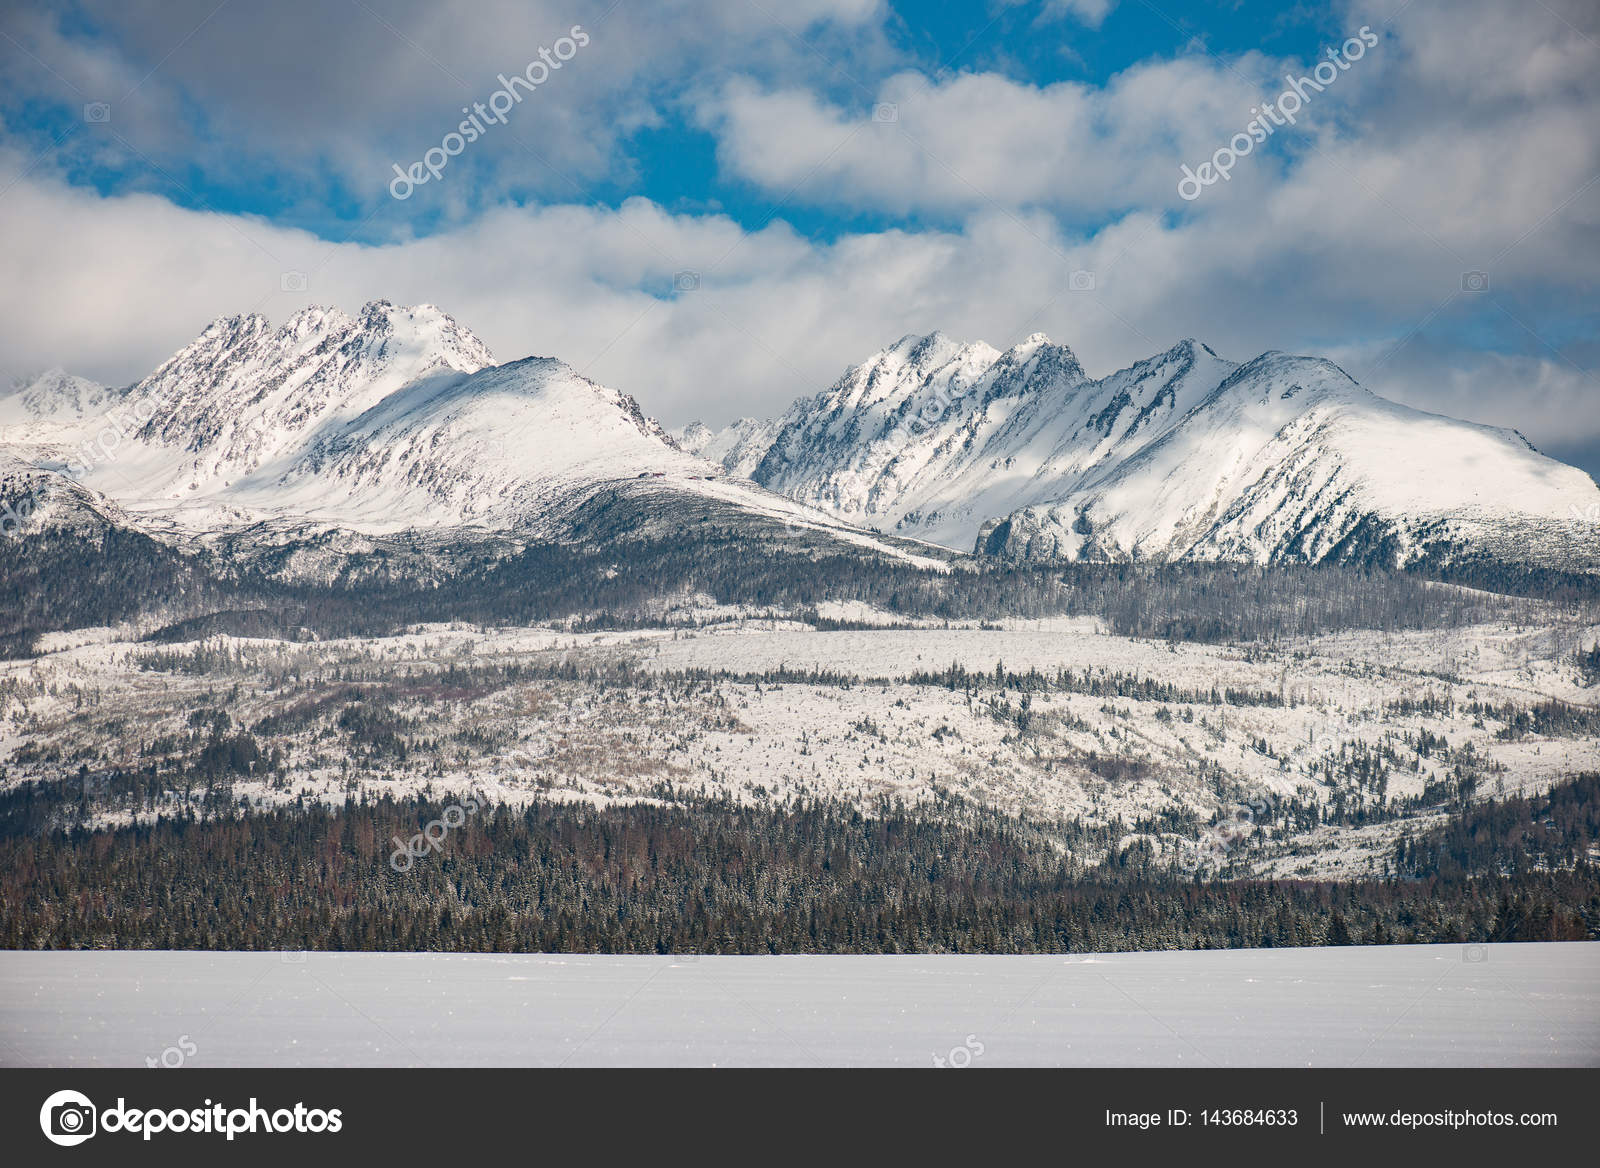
[1393,772,1600,879]
[4,777,1594,953]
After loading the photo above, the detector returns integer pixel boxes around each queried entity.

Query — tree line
[3,780,1593,953]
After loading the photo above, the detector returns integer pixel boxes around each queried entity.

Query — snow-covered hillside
[6,604,1597,877]
[696,333,1600,572]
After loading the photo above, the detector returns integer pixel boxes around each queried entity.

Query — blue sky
[1,0,1596,474]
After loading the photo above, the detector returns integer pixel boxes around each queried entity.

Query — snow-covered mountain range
[681,331,1600,572]
[0,302,937,571]
[4,304,1597,578]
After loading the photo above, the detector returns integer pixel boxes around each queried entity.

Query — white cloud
[0,158,1078,421]
[697,58,1271,218]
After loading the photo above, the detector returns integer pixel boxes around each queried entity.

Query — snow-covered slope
[0,453,132,540]
[694,333,1600,572]
[218,355,716,532]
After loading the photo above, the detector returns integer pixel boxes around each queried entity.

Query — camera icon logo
[1462,943,1489,963]
[281,270,308,293]
[931,1033,985,1068]
[1461,270,1489,292]
[40,1089,97,1146]
[872,102,899,123]
[1069,269,1096,292]
[83,102,111,124]
[673,270,700,293]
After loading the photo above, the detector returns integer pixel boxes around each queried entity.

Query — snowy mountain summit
[690,332,1600,573]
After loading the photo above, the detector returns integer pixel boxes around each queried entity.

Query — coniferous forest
[4,777,1594,954]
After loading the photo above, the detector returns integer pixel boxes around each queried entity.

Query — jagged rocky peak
[147,300,494,391]
[833,329,1092,412]
[675,417,778,478]
[125,301,498,450]
[890,329,1000,372]
[841,331,998,395]
[986,331,1087,395]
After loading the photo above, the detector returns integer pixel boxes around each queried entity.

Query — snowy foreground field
[2,943,1596,1067]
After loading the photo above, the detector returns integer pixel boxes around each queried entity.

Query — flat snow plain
[2,943,1595,1067]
